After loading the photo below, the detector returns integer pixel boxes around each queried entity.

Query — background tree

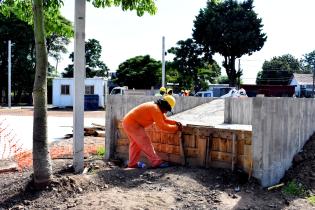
[193,0,266,87]
[0,13,35,104]
[168,38,220,91]
[114,55,161,89]
[216,75,230,84]
[256,54,304,85]
[302,50,315,74]
[62,39,109,78]
[1,0,157,188]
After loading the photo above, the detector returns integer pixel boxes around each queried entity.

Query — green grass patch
[282,180,306,197]
[96,146,105,157]
[307,195,315,205]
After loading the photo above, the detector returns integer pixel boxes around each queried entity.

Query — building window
[85,85,94,95]
[61,85,70,95]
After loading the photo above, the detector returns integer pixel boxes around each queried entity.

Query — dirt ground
[1,133,315,210]
[0,108,315,209]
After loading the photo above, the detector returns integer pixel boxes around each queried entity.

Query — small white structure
[290,73,314,97]
[53,77,108,108]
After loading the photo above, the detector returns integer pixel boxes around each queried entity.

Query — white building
[290,73,314,97]
[52,77,108,108]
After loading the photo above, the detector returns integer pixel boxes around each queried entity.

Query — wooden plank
[219,138,227,152]
[212,138,220,151]
[197,137,207,167]
[226,139,232,153]
[116,138,129,146]
[179,132,186,165]
[116,145,129,154]
[237,139,245,155]
[210,151,232,162]
[244,145,252,156]
[184,148,199,158]
[183,134,196,148]
[158,152,181,164]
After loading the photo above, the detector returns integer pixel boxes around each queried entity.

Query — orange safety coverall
[122,102,178,168]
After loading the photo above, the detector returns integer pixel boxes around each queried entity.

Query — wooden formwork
[116,121,252,174]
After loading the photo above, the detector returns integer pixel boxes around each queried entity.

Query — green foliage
[114,55,161,89]
[216,75,230,84]
[0,13,35,104]
[257,54,304,85]
[302,50,315,73]
[193,0,266,86]
[262,54,302,72]
[307,195,315,206]
[0,0,73,37]
[96,146,106,157]
[283,181,307,197]
[167,38,220,91]
[62,39,109,78]
[87,0,157,16]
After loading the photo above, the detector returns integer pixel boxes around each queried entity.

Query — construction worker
[166,88,173,95]
[122,95,182,168]
[155,87,166,96]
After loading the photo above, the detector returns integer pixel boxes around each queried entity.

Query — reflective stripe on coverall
[122,102,178,168]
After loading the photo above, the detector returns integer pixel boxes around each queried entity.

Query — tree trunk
[32,0,52,188]
[224,56,237,87]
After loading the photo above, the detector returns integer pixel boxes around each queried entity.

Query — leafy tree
[262,54,302,72]
[0,13,35,104]
[47,32,71,75]
[114,55,161,89]
[1,0,157,188]
[193,0,266,87]
[256,54,305,85]
[62,39,109,78]
[168,38,220,91]
[302,50,315,74]
[216,75,230,84]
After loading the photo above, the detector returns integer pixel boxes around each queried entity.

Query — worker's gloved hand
[176,122,183,131]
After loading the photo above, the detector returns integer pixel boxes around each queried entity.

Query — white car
[220,88,240,98]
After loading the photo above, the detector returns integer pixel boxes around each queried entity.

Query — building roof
[293,73,314,85]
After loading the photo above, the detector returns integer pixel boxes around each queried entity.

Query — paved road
[0,108,105,158]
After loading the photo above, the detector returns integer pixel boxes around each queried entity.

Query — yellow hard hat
[167,88,173,94]
[163,95,176,109]
[160,87,166,92]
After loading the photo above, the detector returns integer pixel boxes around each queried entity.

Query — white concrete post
[73,0,86,173]
[162,36,165,87]
[8,40,11,108]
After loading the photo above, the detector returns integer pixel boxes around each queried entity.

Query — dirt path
[0,159,314,210]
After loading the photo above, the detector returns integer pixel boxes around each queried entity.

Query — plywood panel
[117,138,129,146]
[219,138,227,152]
[212,138,220,151]
[211,151,232,162]
[183,134,196,148]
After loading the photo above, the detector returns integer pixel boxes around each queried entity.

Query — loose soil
[0,108,314,209]
[1,134,315,210]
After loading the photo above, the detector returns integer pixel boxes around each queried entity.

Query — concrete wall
[105,95,214,159]
[225,97,315,187]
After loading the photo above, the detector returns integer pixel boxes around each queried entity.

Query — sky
[57,0,315,84]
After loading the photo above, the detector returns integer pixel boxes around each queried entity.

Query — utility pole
[313,65,315,98]
[162,36,165,87]
[237,59,241,89]
[8,40,11,108]
[73,0,85,173]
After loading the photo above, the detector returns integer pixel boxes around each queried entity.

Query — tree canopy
[167,38,220,91]
[256,54,308,85]
[114,55,161,89]
[302,50,315,74]
[193,0,266,87]
[62,39,109,78]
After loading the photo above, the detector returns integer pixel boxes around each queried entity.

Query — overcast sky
[57,0,315,84]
